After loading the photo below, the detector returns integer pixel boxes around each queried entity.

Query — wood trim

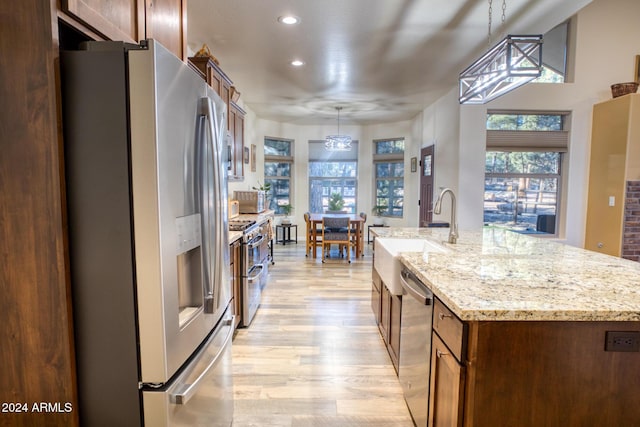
[57,9,107,41]
[62,0,142,43]
[1,1,78,425]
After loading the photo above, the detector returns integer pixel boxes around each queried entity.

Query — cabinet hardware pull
[436,349,448,358]
[438,312,452,320]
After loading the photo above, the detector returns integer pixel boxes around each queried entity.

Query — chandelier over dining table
[325,106,352,151]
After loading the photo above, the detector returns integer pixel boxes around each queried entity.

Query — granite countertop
[228,230,243,243]
[373,227,640,322]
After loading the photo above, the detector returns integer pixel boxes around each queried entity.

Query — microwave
[234,190,266,213]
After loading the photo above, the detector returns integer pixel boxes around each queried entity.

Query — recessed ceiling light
[278,15,300,25]
[290,59,305,67]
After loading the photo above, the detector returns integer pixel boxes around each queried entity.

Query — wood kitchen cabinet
[371,268,382,325]
[585,93,640,257]
[426,296,640,426]
[60,0,186,60]
[144,0,187,60]
[60,0,144,43]
[229,101,246,180]
[376,267,402,373]
[188,56,245,181]
[189,56,232,112]
[230,239,242,329]
[429,299,466,427]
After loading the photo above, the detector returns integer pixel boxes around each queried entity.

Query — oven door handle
[247,234,266,249]
[247,264,266,284]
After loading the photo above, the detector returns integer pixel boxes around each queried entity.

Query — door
[143,306,235,427]
[420,145,435,227]
[429,333,465,427]
[128,40,230,384]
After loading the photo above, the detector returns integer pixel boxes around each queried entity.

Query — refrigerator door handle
[195,102,213,313]
[198,96,229,314]
[170,315,234,405]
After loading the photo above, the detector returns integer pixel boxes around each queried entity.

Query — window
[264,138,293,215]
[308,141,358,214]
[533,20,570,84]
[484,113,569,235]
[374,138,404,217]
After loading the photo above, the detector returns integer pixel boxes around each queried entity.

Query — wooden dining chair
[304,212,322,257]
[321,216,353,263]
[351,212,366,257]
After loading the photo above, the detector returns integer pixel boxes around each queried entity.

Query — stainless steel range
[230,220,270,327]
[228,219,255,231]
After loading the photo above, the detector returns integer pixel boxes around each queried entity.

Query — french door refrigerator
[61,39,233,427]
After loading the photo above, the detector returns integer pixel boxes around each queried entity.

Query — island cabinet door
[371,269,382,325]
[429,333,465,427]
[379,281,391,341]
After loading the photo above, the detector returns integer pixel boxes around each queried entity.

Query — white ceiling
[187,0,592,125]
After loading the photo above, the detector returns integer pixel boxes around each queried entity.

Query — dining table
[308,213,365,259]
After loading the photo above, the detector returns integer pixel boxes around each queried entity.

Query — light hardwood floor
[232,242,414,426]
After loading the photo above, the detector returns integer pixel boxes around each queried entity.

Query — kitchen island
[371,227,640,426]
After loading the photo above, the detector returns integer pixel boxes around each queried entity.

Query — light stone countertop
[228,230,243,244]
[372,227,640,322]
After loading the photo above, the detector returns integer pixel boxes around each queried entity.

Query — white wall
[233,113,416,229]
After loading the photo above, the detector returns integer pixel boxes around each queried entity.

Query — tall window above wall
[264,137,293,215]
[484,112,570,235]
[374,138,405,217]
[534,20,571,83]
[308,140,359,214]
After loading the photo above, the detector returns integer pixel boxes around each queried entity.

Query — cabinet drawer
[433,298,466,362]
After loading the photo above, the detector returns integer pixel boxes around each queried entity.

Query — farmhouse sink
[374,238,446,295]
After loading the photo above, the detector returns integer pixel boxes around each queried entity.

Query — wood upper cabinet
[144,0,187,60]
[60,0,186,60]
[188,56,245,181]
[585,94,640,256]
[188,56,233,111]
[61,0,145,42]
[229,102,246,180]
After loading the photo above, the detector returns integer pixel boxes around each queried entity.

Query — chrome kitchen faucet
[434,188,458,244]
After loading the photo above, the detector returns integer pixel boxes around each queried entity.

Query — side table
[276,224,298,245]
[368,224,389,244]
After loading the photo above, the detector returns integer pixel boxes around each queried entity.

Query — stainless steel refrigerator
[61,39,233,427]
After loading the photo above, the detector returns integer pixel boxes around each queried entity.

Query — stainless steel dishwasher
[399,267,433,427]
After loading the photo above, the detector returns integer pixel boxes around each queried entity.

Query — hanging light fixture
[325,106,352,151]
[459,0,543,104]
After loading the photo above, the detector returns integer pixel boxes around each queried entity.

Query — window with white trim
[484,112,569,235]
[264,137,293,215]
[374,138,404,217]
[308,141,358,214]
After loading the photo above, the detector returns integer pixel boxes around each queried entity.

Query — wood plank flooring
[232,242,414,426]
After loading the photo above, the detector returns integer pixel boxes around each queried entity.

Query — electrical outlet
[605,331,640,352]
